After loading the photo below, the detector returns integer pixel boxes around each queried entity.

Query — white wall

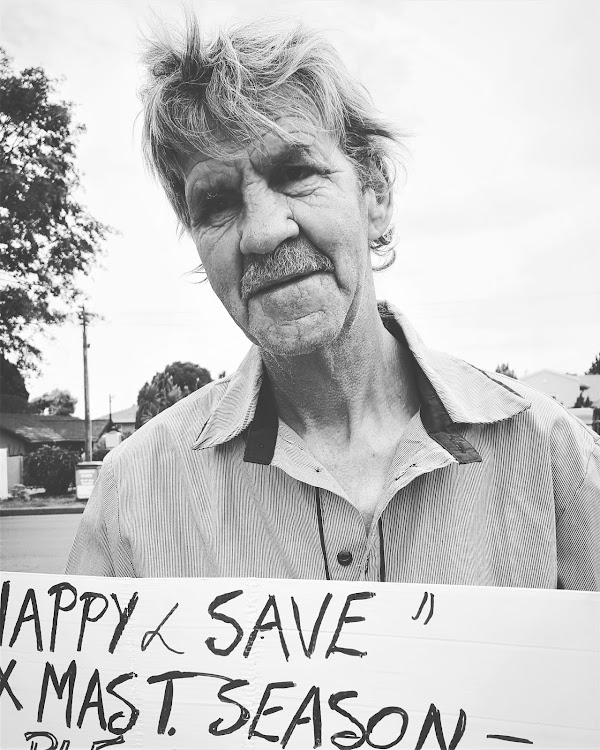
[522,372,580,407]
[0,448,8,499]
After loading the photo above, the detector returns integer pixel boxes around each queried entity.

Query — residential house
[0,413,107,490]
[520,370,600,408]
[95,404,137,438]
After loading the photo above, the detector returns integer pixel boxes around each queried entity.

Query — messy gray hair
[140,15,403,269]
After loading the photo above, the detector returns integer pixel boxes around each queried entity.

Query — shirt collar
[377,302,530,426]
[192,301,530,463]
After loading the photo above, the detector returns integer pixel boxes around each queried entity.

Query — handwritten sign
[1,572,599,749]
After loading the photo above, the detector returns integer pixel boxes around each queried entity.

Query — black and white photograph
[1,1,599,748]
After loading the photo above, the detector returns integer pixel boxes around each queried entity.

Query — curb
[0,506,86,517]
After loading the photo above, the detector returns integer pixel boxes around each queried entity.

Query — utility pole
[81,306,92,461]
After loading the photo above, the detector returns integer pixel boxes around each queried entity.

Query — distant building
[96,424,124,452]
[521,370,600,408]
[0,413,107,490]
[95,405,137,438]
[0,413,107,455]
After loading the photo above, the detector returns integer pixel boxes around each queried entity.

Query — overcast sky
[2,0,599,419]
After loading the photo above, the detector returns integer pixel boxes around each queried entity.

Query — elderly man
[67,18,600,588]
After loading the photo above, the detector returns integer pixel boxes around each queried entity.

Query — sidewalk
[0,502,86,517]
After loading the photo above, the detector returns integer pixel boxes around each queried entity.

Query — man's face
[183,119,387,355]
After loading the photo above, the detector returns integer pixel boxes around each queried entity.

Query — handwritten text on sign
[1,573,599,749]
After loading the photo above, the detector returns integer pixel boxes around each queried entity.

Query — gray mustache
[240,239,334,302]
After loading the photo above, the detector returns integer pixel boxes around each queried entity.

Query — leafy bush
[92,447,110,462]
[24,445,79,495]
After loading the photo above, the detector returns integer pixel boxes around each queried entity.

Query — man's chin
[249,311,342,357]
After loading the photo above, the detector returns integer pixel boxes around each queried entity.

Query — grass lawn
[0,489,86,510]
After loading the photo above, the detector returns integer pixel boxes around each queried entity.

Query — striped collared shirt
[66,304,600,590]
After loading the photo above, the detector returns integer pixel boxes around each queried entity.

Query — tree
[574,385,593,409]
[495,363,517,379]
[586,353,600,375]
[29,388,77,416]
[136,361,213,428]
[0,49,109,369]
[0,354,29,412]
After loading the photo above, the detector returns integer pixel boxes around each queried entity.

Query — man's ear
[366,187,393,243]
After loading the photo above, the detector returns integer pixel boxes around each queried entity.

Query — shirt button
[337,550,353,566]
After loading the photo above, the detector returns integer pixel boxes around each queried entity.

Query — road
[0,514,82,574]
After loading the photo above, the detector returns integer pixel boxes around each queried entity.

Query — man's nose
[238,187,299,256]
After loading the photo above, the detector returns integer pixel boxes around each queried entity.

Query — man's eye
[207,192,239,213]
[195,191,239,224]
[278,165,316,184]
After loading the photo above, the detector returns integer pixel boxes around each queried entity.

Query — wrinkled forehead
[178,116,339,179]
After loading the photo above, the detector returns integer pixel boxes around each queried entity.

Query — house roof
[0,413,107,444]
[522,369,581,382]
[522,371,600,406]
[95,405,137,423]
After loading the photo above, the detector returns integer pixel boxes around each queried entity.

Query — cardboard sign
[1,572,599,749]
